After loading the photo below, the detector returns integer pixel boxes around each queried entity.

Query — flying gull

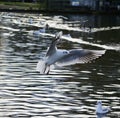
[36,31,106,74]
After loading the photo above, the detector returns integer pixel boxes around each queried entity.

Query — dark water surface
[0,13,120,118]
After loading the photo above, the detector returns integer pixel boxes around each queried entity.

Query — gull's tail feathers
[36,60,50,74]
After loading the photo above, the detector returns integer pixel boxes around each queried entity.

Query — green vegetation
[0,1,45,10]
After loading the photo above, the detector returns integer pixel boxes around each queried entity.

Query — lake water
[0,12,120,118]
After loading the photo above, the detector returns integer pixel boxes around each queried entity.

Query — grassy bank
[0,2,45,10]
[0,2,119,14]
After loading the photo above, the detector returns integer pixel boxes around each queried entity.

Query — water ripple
[0,13,120,118]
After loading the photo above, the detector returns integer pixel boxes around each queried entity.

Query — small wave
[31,32,120,51]
[62,36,120,51]
[0,26,20,32]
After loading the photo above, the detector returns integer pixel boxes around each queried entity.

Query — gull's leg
[43,63,47,74]
[43,63,50,74]
[46,66,50,75]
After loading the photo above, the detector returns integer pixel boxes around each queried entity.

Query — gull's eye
[63,51,68,54]
[97,100,102,104]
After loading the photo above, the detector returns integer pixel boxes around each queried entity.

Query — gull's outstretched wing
[46,31,63,57]
[56,49,106,66]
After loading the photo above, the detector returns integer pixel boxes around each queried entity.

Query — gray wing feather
[56,49,106,66]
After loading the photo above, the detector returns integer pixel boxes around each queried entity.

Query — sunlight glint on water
[0,13,120,118]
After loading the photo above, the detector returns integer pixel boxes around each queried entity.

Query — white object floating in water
[33,24,49,36]
[63,34,72,38]
[96,100,110,114]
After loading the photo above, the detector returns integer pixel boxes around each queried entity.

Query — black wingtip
[55,31,63,40]
[52,31,63,44]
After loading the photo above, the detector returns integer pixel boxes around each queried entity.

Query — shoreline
[1,9,120,15]
[0,5,120,15]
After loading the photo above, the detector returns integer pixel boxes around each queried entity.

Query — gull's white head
[97,100,102,105]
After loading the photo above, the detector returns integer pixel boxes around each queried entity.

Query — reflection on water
[0,13,120,118]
